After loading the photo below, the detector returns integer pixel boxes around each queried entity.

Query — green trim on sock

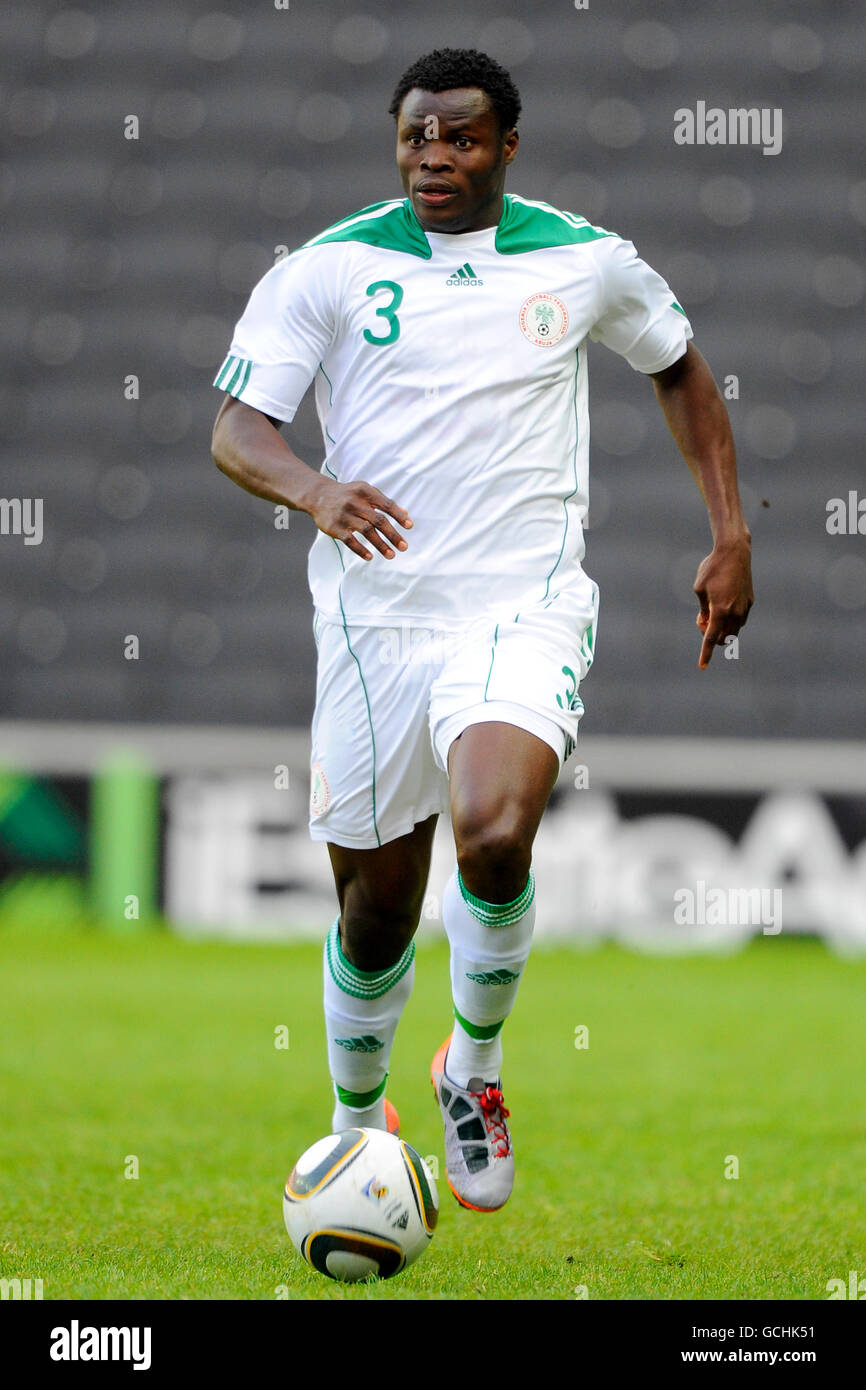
[453,1005,505,1041]
[457,868,535,926]
[326,919,415,1000]
[335,1075,388,1109]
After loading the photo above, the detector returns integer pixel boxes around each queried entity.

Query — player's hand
[693,537,753,668]
[306,478,412,561]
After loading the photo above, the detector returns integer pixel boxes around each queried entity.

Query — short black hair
[388,47,521,137]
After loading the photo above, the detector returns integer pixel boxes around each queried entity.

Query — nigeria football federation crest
[310,760,330,817]
[518,292,568,346]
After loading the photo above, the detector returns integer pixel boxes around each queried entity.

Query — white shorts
[308,580,599,849]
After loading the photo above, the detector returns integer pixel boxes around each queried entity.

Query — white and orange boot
[431,1034,514,1212]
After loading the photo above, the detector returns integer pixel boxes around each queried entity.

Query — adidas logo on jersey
[446,261,483,286]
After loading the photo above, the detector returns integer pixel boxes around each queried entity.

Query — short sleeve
[588,235,693,374]
[213,244,339,421]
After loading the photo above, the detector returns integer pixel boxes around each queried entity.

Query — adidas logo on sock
[445,261,483,286]
[464,968,521,986]
[334,1034,385,1052]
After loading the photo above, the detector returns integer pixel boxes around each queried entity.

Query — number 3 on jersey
[363,280,403,346]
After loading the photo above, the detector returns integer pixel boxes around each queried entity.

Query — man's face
[395,87,518,233]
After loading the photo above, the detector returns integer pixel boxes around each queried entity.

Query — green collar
[302,193,614,259]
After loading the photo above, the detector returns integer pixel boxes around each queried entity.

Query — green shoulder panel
[300,198,432,259]
[296,193,616,260]
[495,195,617,253]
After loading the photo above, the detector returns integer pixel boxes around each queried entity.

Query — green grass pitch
[1,923,865,1300]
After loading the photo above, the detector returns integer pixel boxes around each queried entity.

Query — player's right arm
[211,395,411,562]
[211,244,411,561]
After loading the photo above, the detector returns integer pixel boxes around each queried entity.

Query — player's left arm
[649,341,754,669]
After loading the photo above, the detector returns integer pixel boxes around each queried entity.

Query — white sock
[441,867,535,1088]
[323,918,414,1131]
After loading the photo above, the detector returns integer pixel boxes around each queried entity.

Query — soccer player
[211,48,753,1212]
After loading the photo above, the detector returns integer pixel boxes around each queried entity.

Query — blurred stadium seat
[1,0,863,734]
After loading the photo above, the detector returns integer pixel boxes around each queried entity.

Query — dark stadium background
[0,1,863,942]
[2,0,863,735]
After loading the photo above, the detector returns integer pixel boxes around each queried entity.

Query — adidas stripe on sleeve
[214,245,339,422]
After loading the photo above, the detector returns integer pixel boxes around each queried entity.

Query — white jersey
[214,194,692,627]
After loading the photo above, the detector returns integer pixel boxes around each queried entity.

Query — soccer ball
[283,1127,438,1282]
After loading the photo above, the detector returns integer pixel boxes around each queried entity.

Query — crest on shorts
[519,292,568,346]
[310,761,330,817]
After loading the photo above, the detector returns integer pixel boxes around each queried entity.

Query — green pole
[90,751,159,929]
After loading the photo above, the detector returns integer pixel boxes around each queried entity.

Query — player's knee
[454,808,532,901]
[339,900,418,973]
